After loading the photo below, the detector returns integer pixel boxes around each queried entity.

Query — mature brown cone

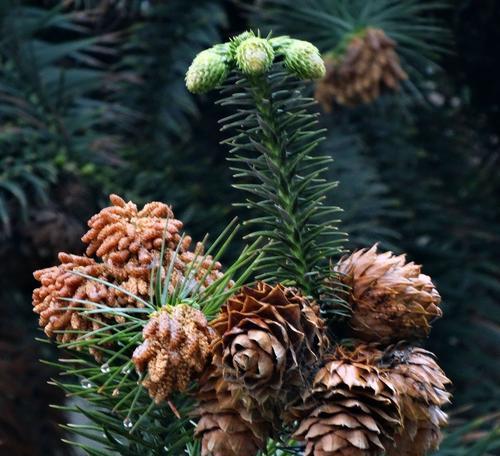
[335,244,442,343]
[211,282,329,410]
[194,365,269,456]
[81,194,190,266]
[381,346,451,456]
[132,304,216,403]
[315,28,408,110]
[293,344,402,456]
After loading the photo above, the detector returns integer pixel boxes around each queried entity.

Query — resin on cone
[194,365,269,456]
[335,244,442,343]
[293,344,402,456]
[382,346,451,456]
[132,304,216,403]
[211,282,328,410]
[315,28,408,110]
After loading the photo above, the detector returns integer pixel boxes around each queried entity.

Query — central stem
[248,74,315,297]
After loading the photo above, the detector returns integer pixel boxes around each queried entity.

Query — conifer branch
[186,32,348,316]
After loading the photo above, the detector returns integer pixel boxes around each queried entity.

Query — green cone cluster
[185,31,326,93]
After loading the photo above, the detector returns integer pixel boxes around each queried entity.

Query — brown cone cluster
[382,346,451,456]
[315,28,407,110]
[293,344,402,456]
[335,244,442,343]
[211,282,329,409]
[32,195,224,359]
[81,194,189,267]
[132,304,216,403]
[194,366,269,456]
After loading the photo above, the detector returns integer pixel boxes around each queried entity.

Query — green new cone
[185,48,228,94]
[236,37,274,75]
[284,40,325,80]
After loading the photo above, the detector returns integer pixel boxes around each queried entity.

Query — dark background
[0,0,498,454]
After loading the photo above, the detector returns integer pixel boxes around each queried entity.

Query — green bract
[185,48,228,94]
[235,37,274,75]
[284,39,325,80]
[229,31,255,59]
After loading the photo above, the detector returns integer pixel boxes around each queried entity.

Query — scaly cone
[210,282,329,417]
[315,28,407,110]
[194,365,269,456]
[335,244,442,343]
[382,346,451,456]
[293,344,402,456]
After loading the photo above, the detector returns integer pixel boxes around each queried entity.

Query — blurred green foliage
[1,0,498,454]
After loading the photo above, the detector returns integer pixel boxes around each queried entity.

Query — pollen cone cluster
[335,244,442,343]
[32,195,224,359]
[293,344,401,456]
[211,282,329,411]
[194,366,269,456]
[315,28,407,110]
[81,194,189,267]
[132,304,216,403]
[382,346,451,456]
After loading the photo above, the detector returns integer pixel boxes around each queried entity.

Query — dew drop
[121,365,132,375]
[123,417,133,430]
[80,378,93,389]
[100,363,110,374]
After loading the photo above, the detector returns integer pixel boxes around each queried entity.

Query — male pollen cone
[32,195,224,360]
[132,304,216,403]
[335,244,442,343]
[81,194,189,267]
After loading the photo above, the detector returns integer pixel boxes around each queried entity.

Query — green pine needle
[218,64,347,317]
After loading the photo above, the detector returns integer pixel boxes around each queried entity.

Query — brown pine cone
[315,28,407,110]
[194,365,269,456]
[381,346,451,456]
[132,304,217,403]
[293,344,402,456]
[82,194,190,266]
[211,282,329,409]
[335,244,442,343]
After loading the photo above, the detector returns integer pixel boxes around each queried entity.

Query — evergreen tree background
[0,0,498,454]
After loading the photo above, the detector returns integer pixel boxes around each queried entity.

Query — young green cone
[186,47,229,94]
[235,36,274,75]
[284,39,325,80]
